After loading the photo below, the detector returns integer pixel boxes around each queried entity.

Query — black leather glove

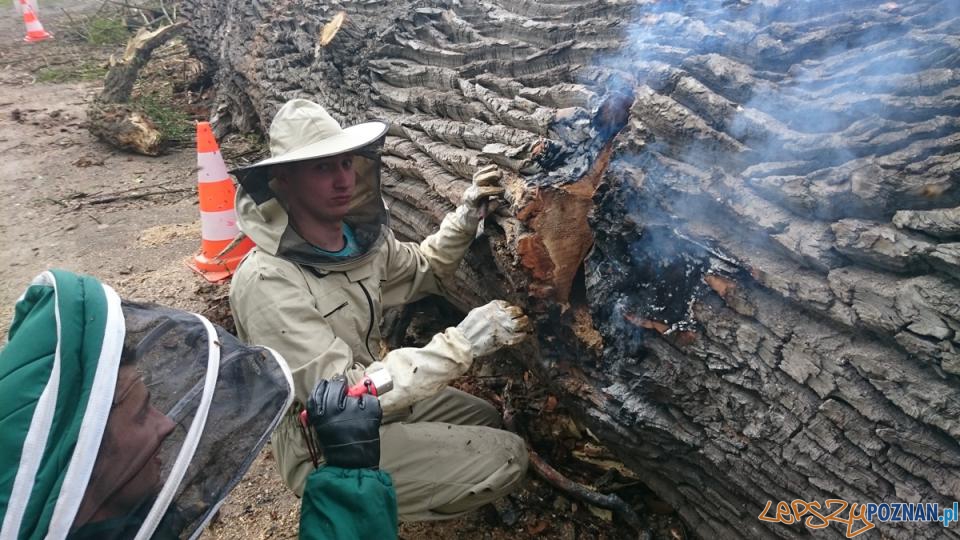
[306,376,383,469]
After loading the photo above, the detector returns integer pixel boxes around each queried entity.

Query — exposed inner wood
[516,143,616,304]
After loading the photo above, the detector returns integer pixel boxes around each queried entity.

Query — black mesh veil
[68,301,293,540]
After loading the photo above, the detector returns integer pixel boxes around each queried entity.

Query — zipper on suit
[357,281,377,363]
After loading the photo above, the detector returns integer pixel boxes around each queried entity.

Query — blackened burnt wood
[183,1,960,538]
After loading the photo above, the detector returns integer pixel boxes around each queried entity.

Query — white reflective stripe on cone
[197,151,229,183]
[21,1,39,23]
[200,209,239,241]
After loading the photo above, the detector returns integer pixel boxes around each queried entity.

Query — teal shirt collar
[312,223,360,258]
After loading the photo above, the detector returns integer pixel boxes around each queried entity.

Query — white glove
[462,164,505,208]
[456,300,532,358]
[457,164,506,234]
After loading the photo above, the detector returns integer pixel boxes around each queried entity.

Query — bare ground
[0,2,206,326]
[0,3,681,539]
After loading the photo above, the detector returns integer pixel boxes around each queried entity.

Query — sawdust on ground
[138,221,201,247]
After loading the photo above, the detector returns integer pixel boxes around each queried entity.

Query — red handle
[299,378,379,428]
[347,377,378,397]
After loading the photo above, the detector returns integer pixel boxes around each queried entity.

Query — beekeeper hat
[231,99,388,204]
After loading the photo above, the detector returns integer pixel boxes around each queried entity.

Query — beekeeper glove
[307,375,383,469]
[462,164,505,209]
[455,300,532,358]
[454,164,506,231]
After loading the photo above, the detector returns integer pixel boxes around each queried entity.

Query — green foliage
[132,94,192,143]
[36,61,107,83]
[85,16,130,45]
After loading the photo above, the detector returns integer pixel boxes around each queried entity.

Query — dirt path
[0,2,206,333]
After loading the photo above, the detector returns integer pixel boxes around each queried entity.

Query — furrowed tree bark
[183,1,960,538]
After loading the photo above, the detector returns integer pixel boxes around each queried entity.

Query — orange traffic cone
[19,0,51,43]
[186,122,254,282]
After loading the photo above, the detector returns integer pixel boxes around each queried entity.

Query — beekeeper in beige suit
[229,98,531,520]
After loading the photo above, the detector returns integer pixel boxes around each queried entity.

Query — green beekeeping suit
[299,467,397,540]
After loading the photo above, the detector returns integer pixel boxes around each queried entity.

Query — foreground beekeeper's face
[75,365,176,526]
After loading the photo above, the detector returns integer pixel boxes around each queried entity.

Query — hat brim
[230,121,389,204]
[231,121,389,174]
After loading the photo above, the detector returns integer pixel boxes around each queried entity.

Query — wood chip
[319,11,346,47]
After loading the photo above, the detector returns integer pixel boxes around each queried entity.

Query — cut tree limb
[101,22,184,103]
[86,104,164,156]
[87,22,184,155]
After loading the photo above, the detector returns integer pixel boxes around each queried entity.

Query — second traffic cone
[186,122,254,282]
[19,0,51,43]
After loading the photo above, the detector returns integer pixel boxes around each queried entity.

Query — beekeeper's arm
[230,260,529,414]
[381,165,504,306]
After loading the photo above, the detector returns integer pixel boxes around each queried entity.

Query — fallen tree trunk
[182,1,960,538]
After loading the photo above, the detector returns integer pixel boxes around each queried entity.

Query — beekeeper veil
[0,270,294,539]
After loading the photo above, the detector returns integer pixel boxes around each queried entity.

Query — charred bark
[183,1,960,538]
